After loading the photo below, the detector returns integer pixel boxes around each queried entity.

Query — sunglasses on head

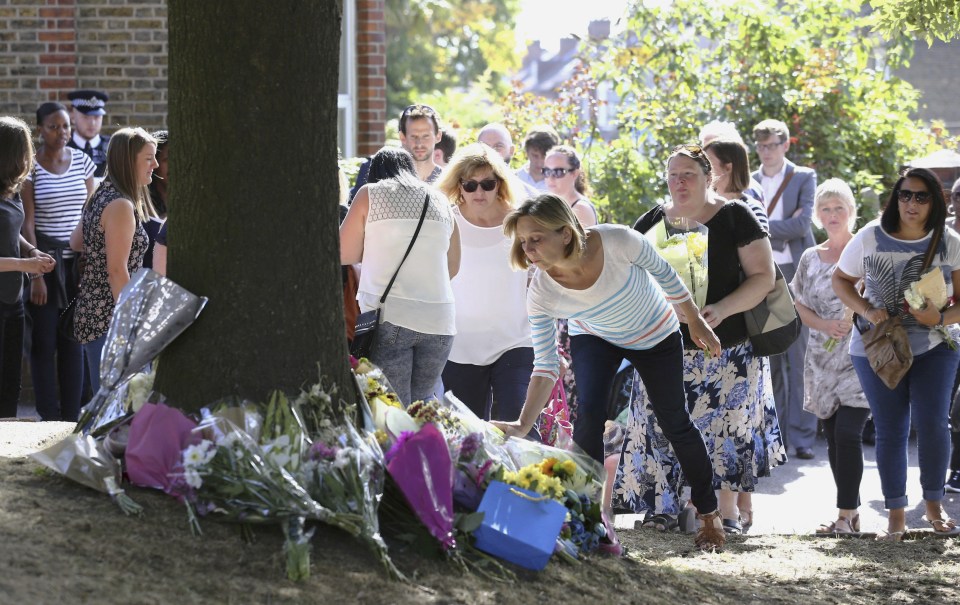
[460,178,498,193]
[542,167,573,178]
[898,189,932,205]
[401,104,436,117]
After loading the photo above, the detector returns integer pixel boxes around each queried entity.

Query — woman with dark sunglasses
[833,167,960,539]
[436,143,534,424]
[543,145,597,228]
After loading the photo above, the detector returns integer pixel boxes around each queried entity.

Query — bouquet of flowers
[904,269,957,349]
[823,305,854,353]
[646,216,709,308]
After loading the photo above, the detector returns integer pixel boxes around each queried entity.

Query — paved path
[614,434,960,535]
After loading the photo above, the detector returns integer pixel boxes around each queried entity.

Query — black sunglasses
[460,178,498,193]
[898,189,932,205]
[542,167,573,178]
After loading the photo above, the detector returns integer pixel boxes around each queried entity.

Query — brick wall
[356,0,386,156]
[0,0,168,133]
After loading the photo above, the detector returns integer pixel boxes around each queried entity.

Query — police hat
[67,89,109,116]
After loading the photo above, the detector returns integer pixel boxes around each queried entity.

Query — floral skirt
[612,341,786,514]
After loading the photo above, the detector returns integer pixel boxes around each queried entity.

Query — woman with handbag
[20,102,94,421]
[492,194,729,551]
[618,144,786,535]
[435,143,533,423]
[72,127,158,394]
[833,167,960,539]
[791,179,870,535]
[339,147,460,406]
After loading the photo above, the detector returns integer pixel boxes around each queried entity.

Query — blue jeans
[370,321,453,406]
[852,343,960,509]
[28,300,84,421]
[570,331,718,514]
[442,347,534,421]
[83,334,107,396]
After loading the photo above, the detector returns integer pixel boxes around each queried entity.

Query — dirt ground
[1,425,958,605]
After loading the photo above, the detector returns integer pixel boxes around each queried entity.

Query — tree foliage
[501,0,955,225]
[869,0,960,45]
[385,0,522,115]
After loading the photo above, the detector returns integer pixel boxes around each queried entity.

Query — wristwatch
[936,312,945,329]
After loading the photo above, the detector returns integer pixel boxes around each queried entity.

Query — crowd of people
[0,90,169,422]
[339,104,960,548]
[2,91,958,550]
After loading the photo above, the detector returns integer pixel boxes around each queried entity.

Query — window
[337,0,357,158]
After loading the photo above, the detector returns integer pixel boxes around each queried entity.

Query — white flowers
[183,441,216,468]
[124,369,156,412]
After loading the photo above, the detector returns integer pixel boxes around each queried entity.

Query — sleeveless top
[358,179,456,335]
[75,182,150,343]
[0,194,25,304]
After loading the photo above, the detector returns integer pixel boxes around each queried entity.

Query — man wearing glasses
[751,118,818,461]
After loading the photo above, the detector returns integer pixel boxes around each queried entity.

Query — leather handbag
[855,226,942,390]
[860,315,912,389]
[349,193,430,359]
[743,263,801,356]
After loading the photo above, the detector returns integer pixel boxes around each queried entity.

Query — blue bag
[473,480,567,571]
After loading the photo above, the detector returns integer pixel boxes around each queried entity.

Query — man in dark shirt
[66,89,110,179]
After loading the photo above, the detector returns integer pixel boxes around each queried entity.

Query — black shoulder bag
[349,193,430,359]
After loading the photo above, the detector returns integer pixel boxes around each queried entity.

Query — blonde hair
[437,143,517,210]
[813,178,857,231]
[502,194,586,270]
[98,127,157,222]
[0,116,33,198]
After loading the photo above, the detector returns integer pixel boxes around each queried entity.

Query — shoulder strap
[920,226,942,273]
[765,170,795,216]
[378,192,431,306]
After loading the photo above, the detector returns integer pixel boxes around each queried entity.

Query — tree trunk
[155,1,356,412]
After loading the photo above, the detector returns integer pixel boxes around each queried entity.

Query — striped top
[26,148,94,258]
[527,224,690,382]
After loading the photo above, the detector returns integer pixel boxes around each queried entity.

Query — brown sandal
[695,509,726,552]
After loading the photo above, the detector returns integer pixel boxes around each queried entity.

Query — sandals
[923,515,960,536]
[876,530,905,542]
[695,510,726,552]
[642,513,679,532]
[815,514,860,535]
[722,518,742,535]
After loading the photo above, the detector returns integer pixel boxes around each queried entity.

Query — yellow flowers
[503,462,566,501]
[540,457,577,480]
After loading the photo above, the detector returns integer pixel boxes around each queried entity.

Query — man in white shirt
[516,126,560,192]
[751,118,818,460]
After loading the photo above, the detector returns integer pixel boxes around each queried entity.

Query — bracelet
[23,246,36,256]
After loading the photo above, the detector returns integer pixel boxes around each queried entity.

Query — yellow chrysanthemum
[374,430,389,446]
[540,458,559,476]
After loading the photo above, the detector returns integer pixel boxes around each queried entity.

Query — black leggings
[822,406,871,510]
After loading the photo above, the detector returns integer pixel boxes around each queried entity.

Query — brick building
[0,0,386,156]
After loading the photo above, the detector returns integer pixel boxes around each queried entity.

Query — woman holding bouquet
[791,179,869,535]
[493,194,728,551]
[436,143,533,422]
[832,167,960,539]
[617,144,785,534]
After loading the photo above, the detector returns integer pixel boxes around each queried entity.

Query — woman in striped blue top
[21,102,94,421]
[493,194,727,550]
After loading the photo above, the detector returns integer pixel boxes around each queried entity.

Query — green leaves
[869,0,960,46]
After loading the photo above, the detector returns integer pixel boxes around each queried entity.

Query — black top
[0,194,24,304]
[634,200,768,349]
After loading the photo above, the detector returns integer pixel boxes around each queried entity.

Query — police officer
[66,89,110,179]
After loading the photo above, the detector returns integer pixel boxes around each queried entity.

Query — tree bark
[156,1,355,412]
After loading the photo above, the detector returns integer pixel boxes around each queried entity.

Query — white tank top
[448,207,532,365]
[358,180,456,335]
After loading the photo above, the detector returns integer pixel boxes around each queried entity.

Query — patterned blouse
[74,182,149,344]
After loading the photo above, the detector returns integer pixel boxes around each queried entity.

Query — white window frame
[338,0,357,158]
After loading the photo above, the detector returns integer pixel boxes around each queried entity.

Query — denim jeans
[822,406,871,510]
[28,300,84,421]
[0,298,24,417]
[570,331,718,514]
[852,343,960,509]
[442,347,534,421]
[83,333,107,396]
[370,321,453,406]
